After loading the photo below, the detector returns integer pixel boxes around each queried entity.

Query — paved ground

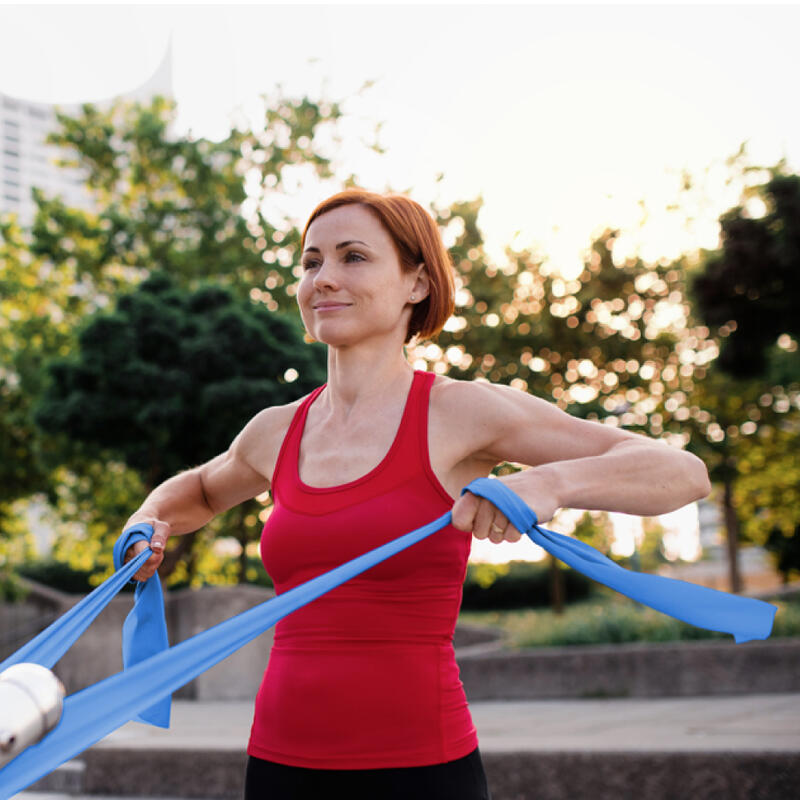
[12,693,800,799]
[87,692,800,753]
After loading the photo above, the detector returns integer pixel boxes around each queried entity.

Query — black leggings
[244,747,492,800]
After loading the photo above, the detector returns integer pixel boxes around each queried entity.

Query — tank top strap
[270,384,325,504]
[384,369,433,474]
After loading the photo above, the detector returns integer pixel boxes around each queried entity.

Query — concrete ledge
[25,760,85,795]
[0,584,277,699]
[82,750,246,798]
[458,637,800,700]
[75,749,800,800]
[482,751,800,800]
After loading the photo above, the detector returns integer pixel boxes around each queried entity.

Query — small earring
[410,295,416,301]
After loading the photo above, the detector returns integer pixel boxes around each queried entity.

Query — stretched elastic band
[0,511,451,797]
[463,477,777,643]
[0,478,778,797]
[0,546,150,674]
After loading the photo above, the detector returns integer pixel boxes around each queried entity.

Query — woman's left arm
[449,380,711,542]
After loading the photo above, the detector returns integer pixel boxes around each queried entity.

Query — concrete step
[18,795,207,800]
[12,695,800,800]
[21,761,84,796]
[16,752,799,800]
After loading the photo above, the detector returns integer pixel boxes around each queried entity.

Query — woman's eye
[302,252,364,270]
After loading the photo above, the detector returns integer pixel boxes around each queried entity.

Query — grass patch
[459,592,800,648]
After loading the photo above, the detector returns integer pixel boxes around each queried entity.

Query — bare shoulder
[429,375,641,468]
[427,375,518,467]
[196,394,312,515]
[234,394,309,485]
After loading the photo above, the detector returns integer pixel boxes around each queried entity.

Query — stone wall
[457,637,800,700]
[5,581,798,701]
[1,580,275,700]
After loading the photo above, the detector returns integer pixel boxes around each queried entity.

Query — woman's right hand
[123,519,171,582]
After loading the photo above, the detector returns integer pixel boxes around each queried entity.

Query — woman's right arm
[123,409,275,581]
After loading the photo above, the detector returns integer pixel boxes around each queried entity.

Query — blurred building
[3,41,173,558]
[0,39,173,226]
[657,498,782,594]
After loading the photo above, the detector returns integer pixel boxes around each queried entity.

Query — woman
[123,189,711,799]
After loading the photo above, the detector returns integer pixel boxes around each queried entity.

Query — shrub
[16,560,119,594]
[461,594,800,648]
[460,560,597,610]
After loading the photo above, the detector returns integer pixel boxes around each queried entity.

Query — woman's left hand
[450,469,560,544]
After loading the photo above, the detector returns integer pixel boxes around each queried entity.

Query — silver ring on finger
[491,522,504,534]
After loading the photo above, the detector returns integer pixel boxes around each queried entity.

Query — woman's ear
[412,262,431,302]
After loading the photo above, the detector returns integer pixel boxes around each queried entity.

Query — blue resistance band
[0,477,778,797]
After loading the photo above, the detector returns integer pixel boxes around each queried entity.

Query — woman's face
[297,204,424,347]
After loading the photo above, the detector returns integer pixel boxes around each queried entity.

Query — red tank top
[246,369,478,769]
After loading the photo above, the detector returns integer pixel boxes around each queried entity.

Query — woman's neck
[320,343,416,423]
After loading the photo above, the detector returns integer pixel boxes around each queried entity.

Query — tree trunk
[238,531,249,584]
[236,507,250,584]
[722,477,743,594]
[549,552,564,615]
[158,531,196,582]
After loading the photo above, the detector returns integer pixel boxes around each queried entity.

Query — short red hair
[300,189,455,344]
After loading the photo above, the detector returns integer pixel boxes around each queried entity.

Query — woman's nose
[312,260,339,289]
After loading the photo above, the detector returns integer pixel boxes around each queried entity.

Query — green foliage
[0,498,38,599]
[429,192,712,445]
[0,574,27,602]
[674,157,800,586]
[243,554,274,590]
[468,562,511,589]
[461,595,800,648]
[37,94,345,304]
[0,498,37,567]
[735,415,800,581]
[16,559,105,595]
[32,274,325,584]
[693,168,800,379]
[0,90,364,585]
[35,272,325,488]
[461,559,597,610]
[44,460,147,583]
[572,511,615,557]
[12,551,274,595]
[0,217,81,521]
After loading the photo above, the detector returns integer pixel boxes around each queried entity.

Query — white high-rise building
[0,40,173,227]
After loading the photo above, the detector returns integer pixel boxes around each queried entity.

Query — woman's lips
[314,303,350,311]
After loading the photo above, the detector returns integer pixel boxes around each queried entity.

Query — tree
[663,366,767,593]
[427,197,705,431]
[34,93,347,305]
[736,412,800,583]
[411,196,705,607]
[34,273,326,583]
[2,90,363,583]
[415,153,800,596]
[693,168,800,378]
[684,161,800,591]
[0,215,81,582]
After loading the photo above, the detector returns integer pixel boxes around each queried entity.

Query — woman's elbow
[684,451,712,502]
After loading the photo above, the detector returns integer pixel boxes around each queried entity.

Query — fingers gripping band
[112,522,156,579]
[0,478,778,797]
[0,540,152,674]
[112,522,171,728]
[463,477,777,642]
